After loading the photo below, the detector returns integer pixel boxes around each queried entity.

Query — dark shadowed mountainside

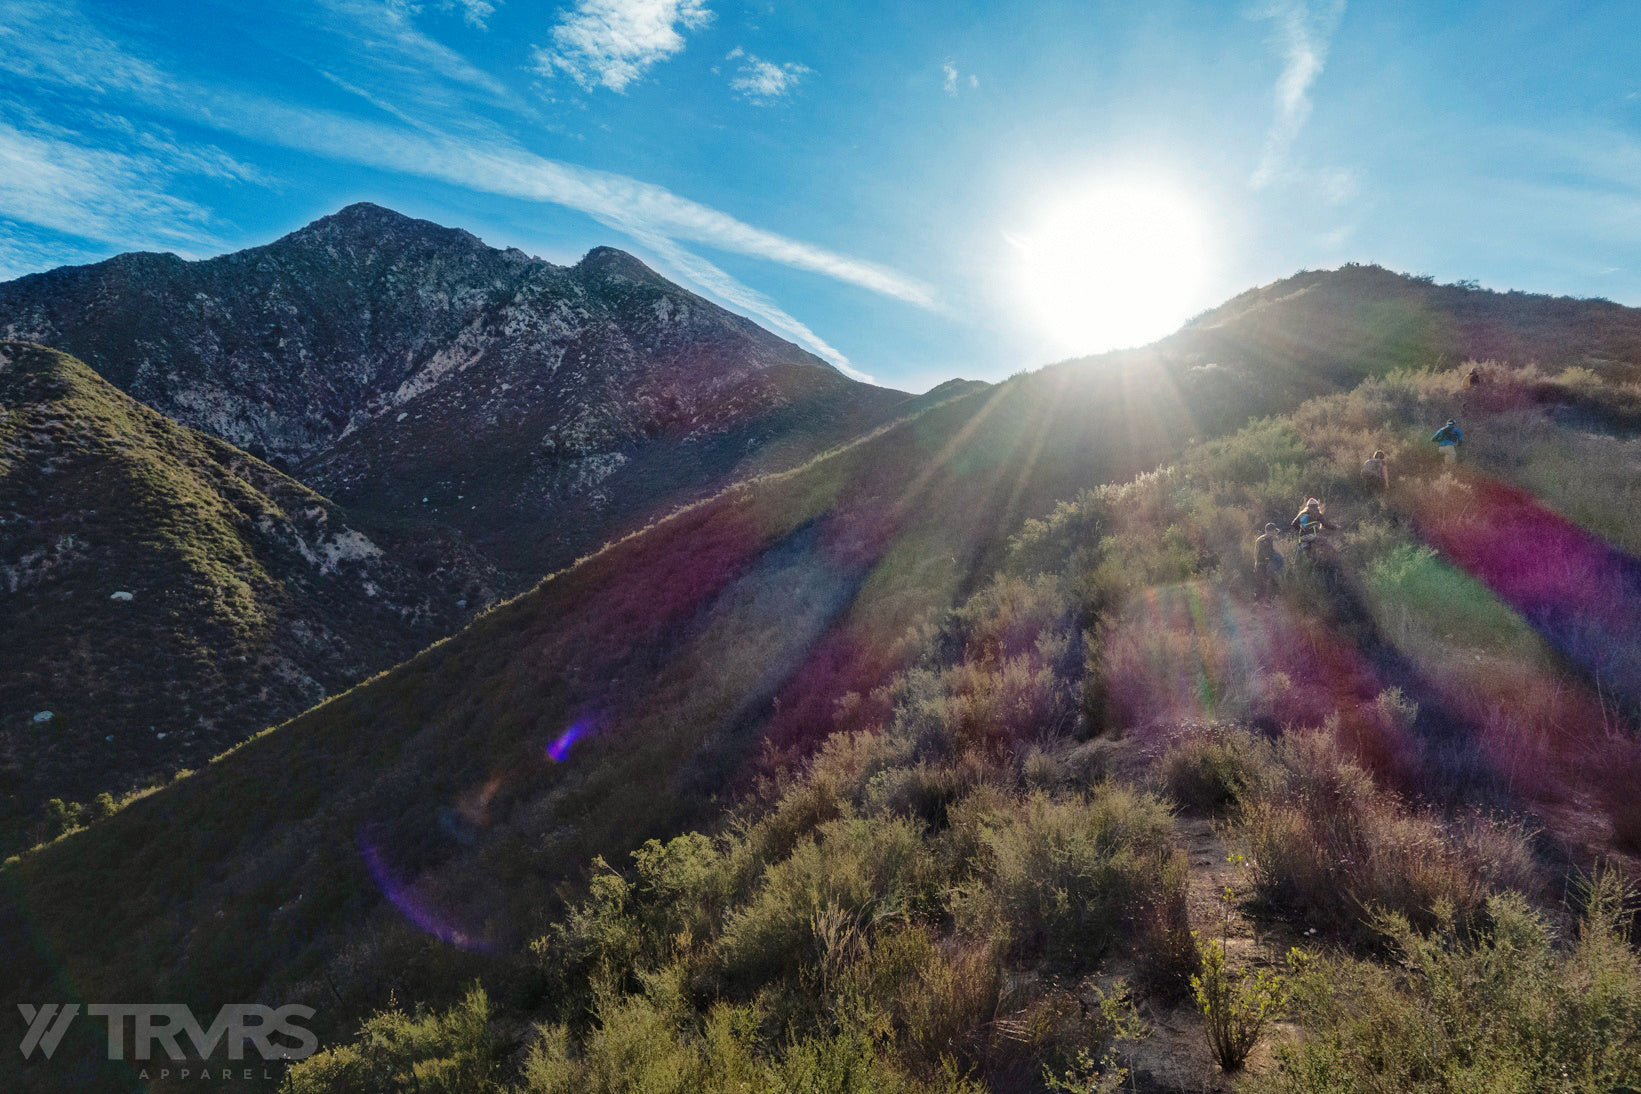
[0,342,481,851]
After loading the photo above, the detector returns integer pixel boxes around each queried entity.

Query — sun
[1007,175,1213,355]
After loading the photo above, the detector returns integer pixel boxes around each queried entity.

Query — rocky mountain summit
[0,203,912,578]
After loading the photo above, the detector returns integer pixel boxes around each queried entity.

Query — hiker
[1361,449,1390,491]
[1290,497,1326,553]
[1432,418,1463,465]
[1254,522,1284,598]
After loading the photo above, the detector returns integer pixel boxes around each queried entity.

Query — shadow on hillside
[1303,546,1518,810]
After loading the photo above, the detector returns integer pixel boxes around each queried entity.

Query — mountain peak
[282,201,485,251]
[575,245,665,285]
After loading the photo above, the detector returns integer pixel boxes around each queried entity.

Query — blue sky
[1,1,1637,391]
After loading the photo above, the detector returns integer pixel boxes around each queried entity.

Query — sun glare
[1008,176,1212,355]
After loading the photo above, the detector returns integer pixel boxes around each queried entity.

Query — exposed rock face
[0,204,910,578]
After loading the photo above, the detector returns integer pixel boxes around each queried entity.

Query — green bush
[524,968,759,1094]
[958,785,1184,966]
[1240,733,1531,942]
[717,815,936,989]
[1248,875,1641,1093]
[1190,937,1298,1072]
[1038,983,1146,1093]
[1192,419,1310,488]
[764,1027,986,1094]
[1156,726,1273,816]
[841,924,1005,1074]
[537,859,644,1012]
[281,984,501,1093]
[1365,543,1543,661]
[518,968,986,1094]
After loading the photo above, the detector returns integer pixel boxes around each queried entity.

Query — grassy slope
[2,362,1179,1002]
[5,269,1640,1090]
[0,342,464,849]
[275,359,1641,1094]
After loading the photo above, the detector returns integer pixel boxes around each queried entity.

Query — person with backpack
[1254,522,1284,598]
[1432,418,1463,465]
[1361,450,1389,491]
[1291,498,1326,553]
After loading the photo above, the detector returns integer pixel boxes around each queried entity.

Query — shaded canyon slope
[0,343,473,848]
[0,206,925,851]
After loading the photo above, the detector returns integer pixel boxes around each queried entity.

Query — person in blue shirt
[1432,418,1463,465]
[1290,498,1326,552]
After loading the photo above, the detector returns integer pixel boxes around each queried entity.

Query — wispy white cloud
[1455,127,1641,249]
[0,0,173,98]
[1249,0,1346,189]
[941,60,978,96]
[532,0,710,92]
[627,229,868,379]
[0,0,510,113]
[1504,126,1641,198]
[0,0,930,371]
[0,117,228,256]
[441,0,497,29]
[230,108,937,307]
[315,68,445,132]
[133,129,268,185]
[726,48,809,104]
[0,229,101,282]
[315,0,510,100]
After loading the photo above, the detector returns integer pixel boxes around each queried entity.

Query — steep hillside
[0,204,913,580]
[0,347,1210,1089]
[6,272,1641,1091]
[282,360,1641,1094]
[1120,263,1641,454]
[0,343,475,852]
[1179,262,1641,383]
[288,358,1641,1094]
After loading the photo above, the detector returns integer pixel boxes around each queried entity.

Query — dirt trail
[1125,816,1303,1093]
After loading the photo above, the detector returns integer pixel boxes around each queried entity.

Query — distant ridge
[0,203,915,581]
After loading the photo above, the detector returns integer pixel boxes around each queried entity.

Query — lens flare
[547,723,587,762]
[1408,475,1641,709]
[358,837,492,952]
